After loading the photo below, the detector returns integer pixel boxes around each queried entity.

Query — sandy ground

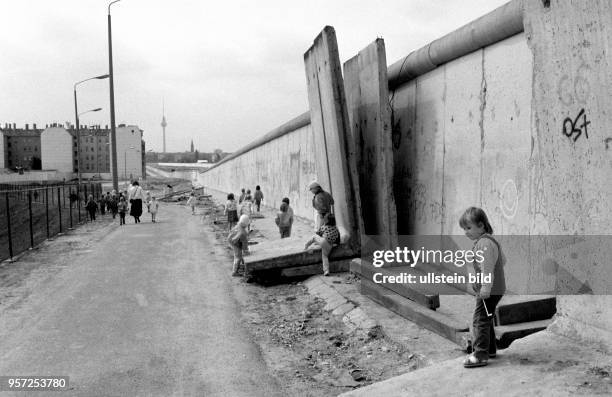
[201,196,460,396]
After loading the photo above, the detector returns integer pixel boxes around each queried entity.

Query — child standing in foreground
[149,196,159,222]
[459,206,506,368]
[117,196,128,225]
[86,195,98,221]
[187,193,196,215]
[304,213,340,276]
[275,202,293,238]
[228,215,250,276]
[224,193,239,232]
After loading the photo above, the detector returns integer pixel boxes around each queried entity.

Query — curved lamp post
[74,74,109,185]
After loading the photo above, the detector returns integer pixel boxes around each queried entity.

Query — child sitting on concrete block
[304,213,340,276]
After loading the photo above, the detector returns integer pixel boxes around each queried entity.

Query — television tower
[161,99,167,152]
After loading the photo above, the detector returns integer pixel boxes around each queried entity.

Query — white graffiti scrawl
[500,179,518,219]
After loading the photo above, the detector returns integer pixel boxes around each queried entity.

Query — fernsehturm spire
[161,99,167,152]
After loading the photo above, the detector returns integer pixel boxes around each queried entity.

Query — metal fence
[0,182,103,262]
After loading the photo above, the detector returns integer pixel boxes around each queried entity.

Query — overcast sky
[1,0,509,153]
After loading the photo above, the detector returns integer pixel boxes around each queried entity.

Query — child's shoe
[463,354,488,368]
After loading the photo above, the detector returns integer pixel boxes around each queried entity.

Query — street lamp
[75,104,105,185]
[74,74,109,186]
[108,0,122,193]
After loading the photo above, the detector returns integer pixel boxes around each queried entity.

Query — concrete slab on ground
[340,330,612,397]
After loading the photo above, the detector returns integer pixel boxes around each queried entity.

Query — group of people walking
[83,181,159,225]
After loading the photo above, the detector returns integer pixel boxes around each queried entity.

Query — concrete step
[351,259,468,310]
[359,276,470,346]
[244,237,356,273]
[350,258,440,309]
[495,295,556,325]
[279,259,351,277]
[496,319,553,349]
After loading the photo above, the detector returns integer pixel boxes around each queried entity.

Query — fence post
[46,188,50,238]
[58,187,62,233]
[69,185,73,229]
[5,192,13,259]
[77,184,81,224]
[28,190,34,248]
[84,185,88,222]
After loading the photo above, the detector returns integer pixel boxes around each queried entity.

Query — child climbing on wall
[228,214,250,276]
[304,213,340,276]
[459,206,506,368]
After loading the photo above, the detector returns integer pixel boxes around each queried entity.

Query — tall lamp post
[108,0,122,193]
[74,75,109,185]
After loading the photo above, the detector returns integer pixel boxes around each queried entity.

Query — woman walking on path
[129,181,145,223]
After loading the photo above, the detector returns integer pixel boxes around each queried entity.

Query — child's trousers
[232,245,244,274]
[472,294,502,360]
[279,226,291,238]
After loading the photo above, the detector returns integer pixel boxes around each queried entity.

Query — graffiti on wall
[562,108,591,142]
[500,179,519,219]
[557,62,591,106]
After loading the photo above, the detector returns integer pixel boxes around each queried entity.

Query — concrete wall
[197,121,316,220]
[0,170,73,183]
[41,127,74,173]
[195,0,612,350]
[391,33,533,290]
[523,0,612,351]
[390,1,612,351]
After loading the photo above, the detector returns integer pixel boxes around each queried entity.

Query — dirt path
[0,203,283,396]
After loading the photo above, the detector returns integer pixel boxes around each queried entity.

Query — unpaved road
[0,203,283,396]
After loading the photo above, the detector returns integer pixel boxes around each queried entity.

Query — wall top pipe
[200,111,310,174]
[387,0,524,89]
[200,0,523,175]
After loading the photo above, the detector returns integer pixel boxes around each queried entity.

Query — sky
[0,0,510,153]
